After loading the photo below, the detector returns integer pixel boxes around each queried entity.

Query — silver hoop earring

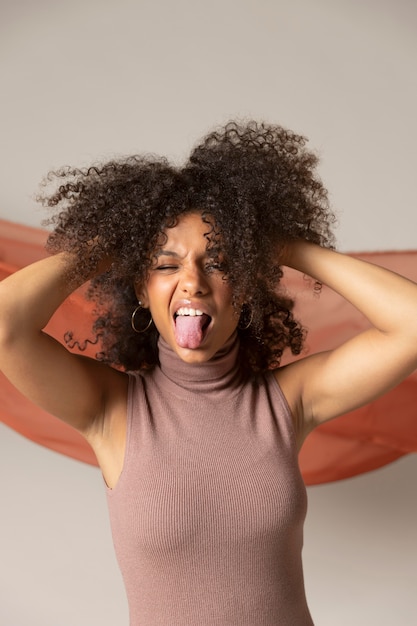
[131,301,153,333]
[238,305,253,331]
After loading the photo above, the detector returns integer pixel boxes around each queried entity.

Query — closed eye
[205,261,227,274]
[155,265,178,272]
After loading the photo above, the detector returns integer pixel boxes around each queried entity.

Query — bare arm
[0,252,126,436]
[276,241,417,431]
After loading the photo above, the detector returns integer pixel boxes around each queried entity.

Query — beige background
[1,1,416,624]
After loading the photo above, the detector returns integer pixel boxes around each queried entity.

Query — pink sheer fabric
[1,218,416,484]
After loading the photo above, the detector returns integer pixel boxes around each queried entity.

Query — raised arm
[276,241,417,431]
[0,252,126,436]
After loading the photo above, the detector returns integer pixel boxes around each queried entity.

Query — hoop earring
[238,305,253,330]
[131,301,153,333]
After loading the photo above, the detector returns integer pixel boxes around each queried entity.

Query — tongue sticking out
[174,314,210,349]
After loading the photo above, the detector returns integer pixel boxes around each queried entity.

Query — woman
[1,122,416,625]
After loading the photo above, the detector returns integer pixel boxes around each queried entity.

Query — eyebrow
[154,248,224,260]
[155,249,182,258]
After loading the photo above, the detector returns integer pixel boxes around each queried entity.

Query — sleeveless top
[106,334,313,625]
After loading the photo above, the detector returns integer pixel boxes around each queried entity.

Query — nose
[179,265,209,297]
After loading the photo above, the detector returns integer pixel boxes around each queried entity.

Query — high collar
[156,332,243,393]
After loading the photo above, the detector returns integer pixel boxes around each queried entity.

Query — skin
[276,241,417,445]
[1,211,417,488]
[137,212,238,364]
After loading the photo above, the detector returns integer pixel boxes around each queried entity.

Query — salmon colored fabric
[1,218,416,484]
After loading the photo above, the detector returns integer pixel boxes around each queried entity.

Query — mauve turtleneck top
[106,333,313,625]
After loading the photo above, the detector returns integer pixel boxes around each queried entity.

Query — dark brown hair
[40,121,336,373]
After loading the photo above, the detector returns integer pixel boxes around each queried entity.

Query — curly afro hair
[40,120,336,374]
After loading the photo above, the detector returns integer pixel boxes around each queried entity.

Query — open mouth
[173,307,212,349]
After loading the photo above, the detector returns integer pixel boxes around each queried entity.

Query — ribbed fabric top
[106,333,313,625]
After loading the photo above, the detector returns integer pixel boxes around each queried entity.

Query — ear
[134,281,150,308]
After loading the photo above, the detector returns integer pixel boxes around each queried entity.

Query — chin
[177,351,211,364]
[175,345,215,364]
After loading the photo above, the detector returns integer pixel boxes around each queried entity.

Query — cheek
[216,286,236,321]
[217,280,234,305]
[146,279,175,314]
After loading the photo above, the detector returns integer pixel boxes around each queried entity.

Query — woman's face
[137,212,238,363]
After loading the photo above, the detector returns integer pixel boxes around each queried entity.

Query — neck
[157,332,242,393]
